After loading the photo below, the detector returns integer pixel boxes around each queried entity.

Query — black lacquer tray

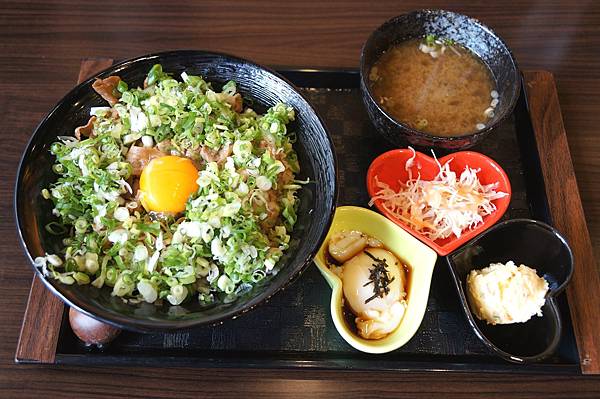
[26,68,580,373]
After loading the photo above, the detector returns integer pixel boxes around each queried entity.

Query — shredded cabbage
[369,148,507,241]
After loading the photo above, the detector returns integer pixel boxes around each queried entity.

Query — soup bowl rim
[359,8,522,143]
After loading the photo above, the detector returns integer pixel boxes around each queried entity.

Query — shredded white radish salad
[369,148,508,241]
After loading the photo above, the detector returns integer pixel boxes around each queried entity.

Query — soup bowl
[360,9,521,150]
[15,50,338,332]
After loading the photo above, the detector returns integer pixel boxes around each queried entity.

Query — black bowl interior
[360,9,521,149]
[446,219,574,362]
[15,50,337,332]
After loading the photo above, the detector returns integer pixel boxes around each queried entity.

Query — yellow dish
[313,206,438,354]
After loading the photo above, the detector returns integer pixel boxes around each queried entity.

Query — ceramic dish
[446,218,574,363]
[15,50,338,332]
[366,148,511,256]
[360,9,521,149]
[313,206,437,354]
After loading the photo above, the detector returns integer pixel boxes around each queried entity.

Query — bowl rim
[445,218,574,363]
[359,8,522,143]
[14,49,339,332]
[366,147,512,256]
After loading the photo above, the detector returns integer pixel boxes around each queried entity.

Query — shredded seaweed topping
[363,250,395,303]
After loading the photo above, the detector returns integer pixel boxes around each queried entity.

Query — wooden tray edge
[15,58,115,364]
[15,275,63,363]
[15,62,598,374]
[523,70,600,374]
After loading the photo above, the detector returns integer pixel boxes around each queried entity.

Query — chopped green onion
[73,272,90,285]
[146,64,168,86]
[106,267,118,286]
[57,273,75,285]
[41,64,301,305]
[117,80,128,93]
[45,222,67,235]
[443,38,455,46]
[114,255,125,268]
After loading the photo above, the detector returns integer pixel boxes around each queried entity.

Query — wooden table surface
[2,1,600,397]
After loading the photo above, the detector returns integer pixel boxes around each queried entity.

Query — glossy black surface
[360,9,521,149]
[14,51,337,332]
[47,70,579,373]
[446,219,574,363]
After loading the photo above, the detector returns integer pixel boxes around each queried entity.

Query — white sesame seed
[484,107,495,118]
[491,90,499,99]
[491,98,499,108]
[476,123,486,130]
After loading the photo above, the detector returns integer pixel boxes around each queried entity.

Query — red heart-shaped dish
[366,149,511,256]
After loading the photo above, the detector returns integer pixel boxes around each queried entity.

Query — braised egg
[328,230,408,340]
[139,155,199,213]
[342,248,407,339]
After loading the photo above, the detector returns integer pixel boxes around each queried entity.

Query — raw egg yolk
[139,156,199,213]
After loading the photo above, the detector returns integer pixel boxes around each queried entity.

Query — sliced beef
[126,146,165,175]
[74,116,97,140]
[92,76,121,106]
[200,144,232,165]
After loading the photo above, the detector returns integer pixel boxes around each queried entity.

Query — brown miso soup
[369,38,497,137]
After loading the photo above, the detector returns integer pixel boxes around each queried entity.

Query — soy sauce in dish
[326,230,411,340]
[369,37,498,137]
